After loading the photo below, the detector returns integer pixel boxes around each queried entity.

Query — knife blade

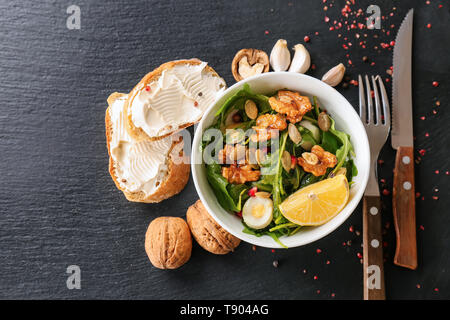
[391,9,417,270]
[392,9,414,148]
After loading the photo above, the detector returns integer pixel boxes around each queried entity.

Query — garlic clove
[288,44,311,74]
[270,39,291,72]
[321,63,346,87]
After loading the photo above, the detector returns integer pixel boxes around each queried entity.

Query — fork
[358,75,390,300]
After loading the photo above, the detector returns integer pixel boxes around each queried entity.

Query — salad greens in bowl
[192,72,370,248]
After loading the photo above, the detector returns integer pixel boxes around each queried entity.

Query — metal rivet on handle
[371,239,380,248]
[370,207,378,215]
[402,156,411,164]
[403,181,412,190]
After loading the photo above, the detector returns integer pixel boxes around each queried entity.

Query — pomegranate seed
[291,155,297,166]
[235,211,242,218]
[145,86,151,92]
[248,187,257,197]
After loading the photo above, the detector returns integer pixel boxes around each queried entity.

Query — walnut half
[187,200,241,254]
[231,49,270,82]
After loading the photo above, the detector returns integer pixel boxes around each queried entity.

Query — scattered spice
[432,81,439,87]
[272,260,279,268]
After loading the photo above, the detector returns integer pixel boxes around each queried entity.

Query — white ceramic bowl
[192,72,370,248]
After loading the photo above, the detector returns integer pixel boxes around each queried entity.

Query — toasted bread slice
[125,59,226,141]
[106,93,190,203]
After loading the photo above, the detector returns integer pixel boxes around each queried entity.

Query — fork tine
[365,75,374,124]
[376,76,390,127]
[358,75,366,123]
[371,76,382,125]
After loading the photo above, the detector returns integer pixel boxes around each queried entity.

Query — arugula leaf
[215,83,271,117]
[344,159,358,182]
[206,164,239,212]
[329,118,354,174]
[321,130,339,154]
[272,131,288,219]
[227,183,249,210]
[242,224,288,248]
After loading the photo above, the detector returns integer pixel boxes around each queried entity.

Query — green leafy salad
[201,84,357,247]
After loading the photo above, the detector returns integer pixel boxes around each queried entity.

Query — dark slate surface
[0,0,449,299]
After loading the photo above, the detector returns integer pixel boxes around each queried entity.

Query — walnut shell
[145,217,192,269]
[187,200,240,254]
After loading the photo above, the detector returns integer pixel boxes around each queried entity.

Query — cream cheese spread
[109,95,173,196]
[129,61,225,138]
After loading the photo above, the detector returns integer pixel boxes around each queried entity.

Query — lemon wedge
[279,175,349,226]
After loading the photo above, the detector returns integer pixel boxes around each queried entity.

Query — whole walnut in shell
[145,217,192,269]
[187,200,241,254]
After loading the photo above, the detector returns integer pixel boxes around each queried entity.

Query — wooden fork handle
[393,146,417,270]
[363,195,386,300]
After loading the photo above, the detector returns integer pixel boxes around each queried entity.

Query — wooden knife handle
[393,146,417,270]
[363,196,386,300]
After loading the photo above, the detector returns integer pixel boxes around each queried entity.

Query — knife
[391,9,417,270]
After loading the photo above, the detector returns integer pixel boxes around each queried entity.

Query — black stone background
[0,0,449,299]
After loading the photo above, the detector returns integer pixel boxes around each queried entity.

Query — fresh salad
[201,84,357,247]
